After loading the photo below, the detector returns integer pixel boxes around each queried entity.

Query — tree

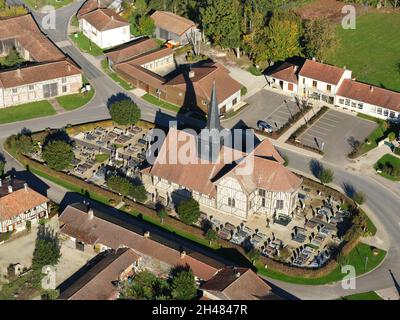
[157,209,168,224]
[42,140,74,171]
[319,168,334,185]
[353,192,365,206]
[205,228,218,246]
[0,4,27,18]
[171,270,197,300]
[247,248,261,265]
[109,98,141,125]
[121,270,170,300]
[0,158,5,177]
[32,229,61,271]
[265,11,303,63]
[107,175,147,203]
[388,132,396,142]
[176,198,200,225]
[14,134,34,154]
[304,19,339,61]
[137,15,155,37]
[200,0,242,56]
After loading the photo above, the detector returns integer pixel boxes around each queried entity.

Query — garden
[374,154,400,181]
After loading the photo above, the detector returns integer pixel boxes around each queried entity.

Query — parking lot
[297,109,378,164]
[223,89,299,131]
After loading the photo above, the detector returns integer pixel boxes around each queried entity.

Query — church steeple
[207,80,221,131]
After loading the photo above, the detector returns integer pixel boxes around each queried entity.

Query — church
[141,83,302,221]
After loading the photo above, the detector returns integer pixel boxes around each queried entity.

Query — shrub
[177,198,200,225]
[42,140,74,171]
[109,98,141,125]
[388,132,396,141]
[106,175,147,203]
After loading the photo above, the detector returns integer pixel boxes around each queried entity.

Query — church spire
[207,80,221,131]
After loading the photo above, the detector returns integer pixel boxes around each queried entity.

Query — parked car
[257,120,273,133]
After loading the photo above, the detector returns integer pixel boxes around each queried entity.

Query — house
[150,11,201,45]
[59,203,225,281]
[336,79,400,121]
[141,83,302,220]
[298,59,352,105]
[266,62,299,94]
[201,267,282,300]
[58,248,141,300]
[78,7,130,49]
[0,14,83,108]
[0,178,49,233]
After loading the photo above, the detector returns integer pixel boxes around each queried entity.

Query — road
[0,1,399,299]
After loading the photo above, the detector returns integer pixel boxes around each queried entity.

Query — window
[261,198,266,207]
[390,111,396,118]
[12,88,18,93]
[258,189,266,197]
[62,85,67,93]
[345,99,350,106]
[312,80,317,88]
[43,83,58,98]
[228,197,235,207]
[326,84,331,92]
[339,98,344,104]
[276,200,284,210]
[377,107,382,115]
[302,78,305,84]
[358,103,363,110]
[351,101,356,108]
[62,77,67,84]
[384,109,389,117]
[232,98,238,105]
[28,85,34,90]
[202,100,208,106]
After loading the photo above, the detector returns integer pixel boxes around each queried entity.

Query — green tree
[121,270,170,300]
[0,159,5,177]
[137,15,155,36]
[107,175,147,203]
[388,132,396,142]
[32,233,61,271]
[42,140,74,171]
[109,98,141,125]
[205,228,218,246]
[319,168,334,185]
[304,19,339,61]
[14,134,34,154]
[265,11,303,63]
[171,270,197,300]
[176,198,200,225]
[353,192,365,206]
[247,248,261,265]
[157,209,168,224]
[200,0,242,56]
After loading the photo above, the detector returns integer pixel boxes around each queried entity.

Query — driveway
[223,89,299,131]
[297,109,378,164]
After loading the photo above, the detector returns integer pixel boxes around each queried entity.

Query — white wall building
[79,8,130,49]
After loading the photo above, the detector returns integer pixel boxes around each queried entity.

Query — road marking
[313,124,333,131]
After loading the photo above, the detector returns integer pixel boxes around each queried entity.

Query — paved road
[0,2,399,299]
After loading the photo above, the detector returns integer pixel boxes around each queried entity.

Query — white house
[0,178,49,233]
[78,8,130,49]
[266,62,299,94]
[335,79,400,121]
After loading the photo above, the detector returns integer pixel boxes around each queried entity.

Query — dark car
[257,120,273,133]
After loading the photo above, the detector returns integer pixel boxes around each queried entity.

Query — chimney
[293,65,298,72]
[312,57,316,62]
[188,70,195,78]
[0,179,2,187]
[16,68,22,78]
[8,185,13,193]
[235,272,241,278]
[180,250,186,259]
[144,231,150,238]
[88,208,94,220]
[370,86,374,93]
[24,183,28,192]
[67,64,71,73]
[344,66,346,70]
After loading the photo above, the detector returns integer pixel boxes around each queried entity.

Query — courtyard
[297,109,378,164]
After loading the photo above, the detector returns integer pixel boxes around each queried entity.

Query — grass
[95,153,109,163]
[356,114,387,155]
[247,65,264,76]
[24,0,73,9]
[69,32,104,56]
[101,59,134,90]
[374,154,400,181]
[256,242,386,285]
[339,291,383,300]
[56,89,95,111]
[327,11,400,92]
[0,101,55,125]
[142,93,181,113]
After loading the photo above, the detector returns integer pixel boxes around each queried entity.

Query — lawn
[142,93,181,113]
[101,59,134,90]
[69,32,104,56]
[247,65,264,76]
[56,89,95,111]
[24,0,73,9]
[0,101,55,125]
[256,242,386,285]
[374,154,400,181]
[355,114,387,155]
[95,153,109,163]
[327,11,400,92]
[339,291,382,300]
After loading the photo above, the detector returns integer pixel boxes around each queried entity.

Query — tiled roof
[299,59,346,85]
[59,248,140,300]
[59,204,223,280]
[105,38,160,64]
[337,79,400,112]
[0,60,81,88]
[0,180,49,221]
[150,11,196,36]
[79,8,129,31]
[268,62,298,84]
